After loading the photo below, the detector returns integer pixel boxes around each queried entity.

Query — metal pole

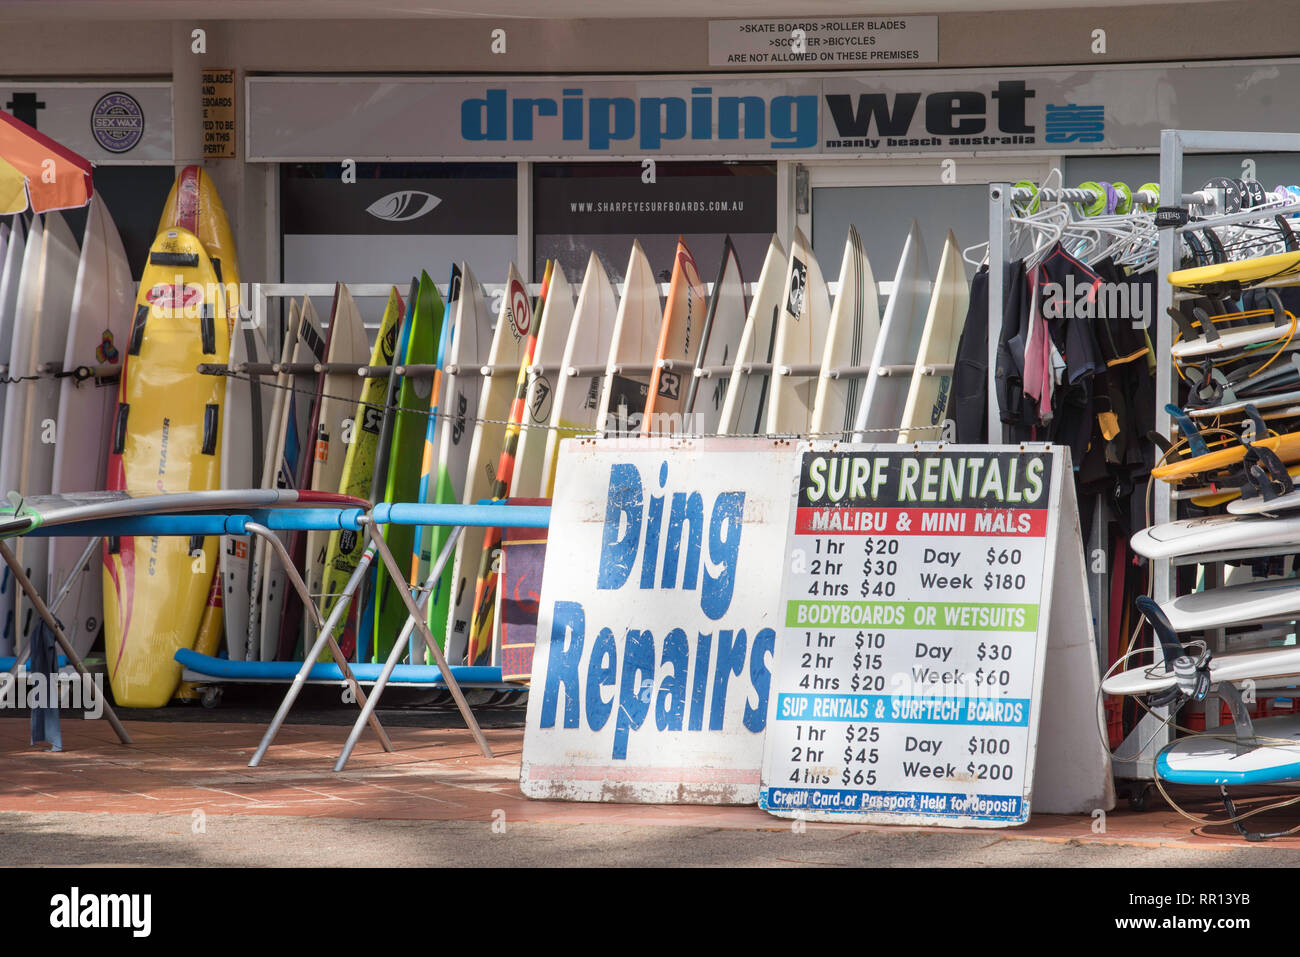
[8,535,101,676]
[335,526,465,771]
[0,540,131,745]
[364,520,494,760]
[987,183,1011,443]
[244,523,393,754]
[248,542,377,767]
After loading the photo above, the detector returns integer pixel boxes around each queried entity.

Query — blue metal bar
[370,502,551,528]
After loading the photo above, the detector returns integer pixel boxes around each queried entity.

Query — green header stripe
[786,600,1038,632]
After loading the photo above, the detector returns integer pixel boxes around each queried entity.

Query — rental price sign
[760,444,1064,826]
[521,438,799,804]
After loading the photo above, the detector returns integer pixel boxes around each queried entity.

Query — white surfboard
[853,222,932,441]
[219,314,272,660]
[49,196,132,655]
[766,228,832,435]
[0,217,24,655]
[1228,484,1300,515]
[303,282,369,645]
[898,230,968,443]
[514,261,574,498]
[811,226,879,439]
[447,262,533,662]
[1131,514,1300,559]
[1190,388,1300,420]
[3,214,78,653]
[686,237,747,437]
[1173,318,1295,360]
[541,252,618,496]
[1157,715,1300,786]
[1104,647,1300,697]
[717,235,785,437]
[438,263,495,511]
[259,297,324,660]
[597,240,662,436]
[1160,576,1300,631]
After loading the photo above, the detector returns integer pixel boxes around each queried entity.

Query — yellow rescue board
[157,165,241,329]
[102,227,229,707]
[1169,251,1300,290]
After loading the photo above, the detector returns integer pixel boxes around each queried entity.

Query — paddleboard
[1189,388,1300,419]
[103,226,229,708]
[717,234,784,436]
[1173,316,1296,360]
[853,222,932,441]
[766,227,831,435]
[1169,251,1300,290]
[373,270,443,662]
[467,262,552,667]
[303,283,369,654]
[643,239,705,435]
[541,252,618,495]
[1153,431,1300,483]
[898,230,967,443]
[425,265,494,649]
[514,262,574,494]
[597,241,661,436]
[685,236,747,437]
[811,225,879,439]
[50,196,131,655]
[1159,576,1300,631]
[1104,647,1300,697]
[317,285,404,662]
[1157,715,1300,786]
[447,263,534,663]
[1229,485,1300,515]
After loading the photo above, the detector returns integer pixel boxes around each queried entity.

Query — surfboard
[1169,251,1300,290]
[245,298,301,660]
[811,226,879,439]
[424,265,493,651]
[685,237,747,437]
[1189,388,1300,420]
[643,239,705,435]
[1229,483,1300,514]
[317,285,404,662]
[1158,577,1300,631]
[1156,715,1300,786]
[717,235,784,437]
[3,213,79,655]
[854,222,932,441]
[103,226,229,708]
[260,298,324,660]
[467,262,552,667]
[1173,315,1297,360]
[541,252,618,495]
[514,261,574,495]
[0,217,20,648]
[1153,431,1300,483]
[1130,513,1300,560]
[50,196,131,656]
[597,241,661,436]
[1104,648,1300,697]
[158,165,241,329]
[304,283,369,655]
[373,270,443,662]
[447,263,534,664]
[766,228,831,436]
[898,230,967,443]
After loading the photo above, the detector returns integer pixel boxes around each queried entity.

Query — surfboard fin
[1165,403,1209,457]
[1135,595,1212,709]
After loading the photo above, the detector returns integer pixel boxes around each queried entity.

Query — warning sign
[201,69,235,159]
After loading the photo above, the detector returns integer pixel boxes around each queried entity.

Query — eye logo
[365,190,441,223]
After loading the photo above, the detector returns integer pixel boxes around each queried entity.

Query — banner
[520,439,798,804]
[0,81,172,164]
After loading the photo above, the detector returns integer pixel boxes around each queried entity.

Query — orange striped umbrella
[0,109,94,215]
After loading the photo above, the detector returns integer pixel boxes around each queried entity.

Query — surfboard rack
[565,363,607,378]
[739,361,774,375]
[776,363,821,377]
[392,364,439,378]
[692,363,732,379]
[611,362,657,376]
[657,358,694,373]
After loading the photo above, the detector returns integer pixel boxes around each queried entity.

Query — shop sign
[0,81,172,163]
[520,438,798,804]
[708,16,938,68]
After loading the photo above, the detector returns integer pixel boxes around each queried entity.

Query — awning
[0,109,94,215]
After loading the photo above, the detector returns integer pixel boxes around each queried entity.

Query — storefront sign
[0,81,172,163]
[708,17,937,68]
[760,444,1110,825]
[247,59,1300,160]
[520,439,797,804]
[201,69,235,159]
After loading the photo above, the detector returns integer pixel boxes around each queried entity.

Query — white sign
[709,17,938,68]
[520,438,798,804]
[0,82,173,164]
[760,444,1112,826]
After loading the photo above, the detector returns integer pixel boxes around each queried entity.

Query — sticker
[90,91,144,153]
[787,257,808,318]
[509,278,531,339]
